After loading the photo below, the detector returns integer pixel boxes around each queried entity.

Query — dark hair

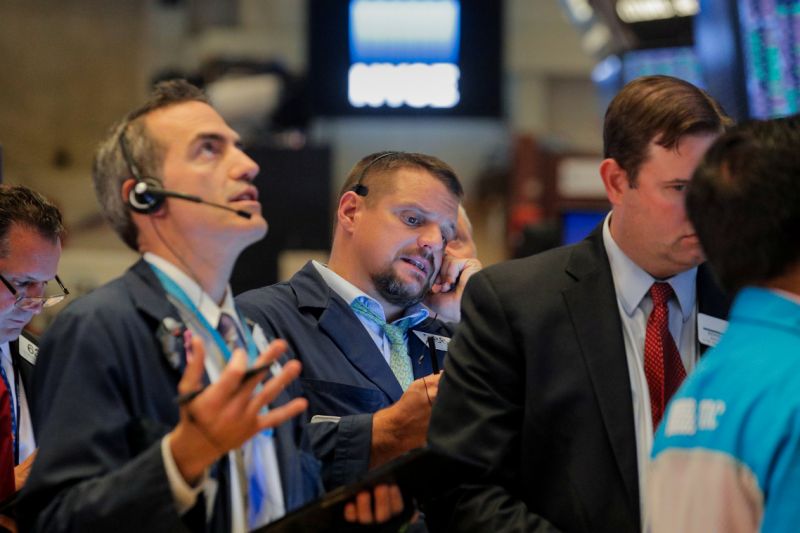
[686,114,800,292]
[0,185,65,258]
[604,75,732,185]
[339,151,464,202]
[92,79,210,250]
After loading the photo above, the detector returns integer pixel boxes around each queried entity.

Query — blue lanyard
[149,264,259,364]
[149,264,273,437]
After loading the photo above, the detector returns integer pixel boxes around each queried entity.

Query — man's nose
[232,151,260,181]
[418,224,445,251]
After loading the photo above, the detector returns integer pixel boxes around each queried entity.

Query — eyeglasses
[0,273,70,311]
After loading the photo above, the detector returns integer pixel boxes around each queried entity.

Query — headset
[119,131,251,219]
[349,151,399,197]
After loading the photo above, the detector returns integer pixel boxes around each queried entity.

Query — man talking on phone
[237,152,481,495]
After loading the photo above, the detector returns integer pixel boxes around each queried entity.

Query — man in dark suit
[0,185,66,515]
[19,81,400,532]
[237,152,481,490]
[426,75,733,532]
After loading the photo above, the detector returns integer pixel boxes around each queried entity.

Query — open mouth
[401,256,430,275]
[229,186,259,203]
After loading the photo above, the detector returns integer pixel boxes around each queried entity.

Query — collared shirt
[0,342,35,463]
[312,261,429,364]
[601,214,698,522]
[145,253,285,531]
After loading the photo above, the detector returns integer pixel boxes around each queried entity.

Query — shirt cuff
[161,434,208,514]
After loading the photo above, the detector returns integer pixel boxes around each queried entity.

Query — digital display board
[348,0,461,109]
[309,0,501,116]
[738,0,800,118]
[622,46,704,87]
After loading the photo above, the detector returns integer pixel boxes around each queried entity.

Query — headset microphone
[128,178,252,219]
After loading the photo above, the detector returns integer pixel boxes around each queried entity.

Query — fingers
[355,489,374,524]
[343,501,357,523]
[256,397,308,431]
[178,336,206,396]
[247,359,303,416]
[370,484,404,523]
[389,484,404,518]
[344,485,405,524]
[434,255,461,292]
[218,339,290,400]
[372,484,391,523]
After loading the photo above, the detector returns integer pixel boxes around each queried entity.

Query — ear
[600,158,630,207]
[336,190,362,235]
[121,178,137,205]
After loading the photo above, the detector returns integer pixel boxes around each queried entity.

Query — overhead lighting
[616,0,699,23]
[582,21,612,56]
[562,0,594,24]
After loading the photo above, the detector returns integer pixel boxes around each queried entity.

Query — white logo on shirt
[665,398,726,436]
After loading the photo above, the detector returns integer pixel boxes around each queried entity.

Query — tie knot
[351,298,414,341]
[218,312,244,351]
[649,282,674,306]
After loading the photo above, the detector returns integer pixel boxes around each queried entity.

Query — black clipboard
[257,447,480,532]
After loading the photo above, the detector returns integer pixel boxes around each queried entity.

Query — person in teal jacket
[647,114,800,532]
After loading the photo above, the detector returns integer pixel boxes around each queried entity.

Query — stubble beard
[372,257,436,308]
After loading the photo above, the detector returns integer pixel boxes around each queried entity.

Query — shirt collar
[144,252,238,330]
[312,260,429,326]
[602,213,697,321]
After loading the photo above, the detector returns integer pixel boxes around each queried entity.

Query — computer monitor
[560,209,607,245]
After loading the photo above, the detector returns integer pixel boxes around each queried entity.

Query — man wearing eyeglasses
[0,185,66,504]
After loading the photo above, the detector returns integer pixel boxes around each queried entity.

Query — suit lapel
[125,260,189,378]
[562,230,640,520]
[291,262,404,403]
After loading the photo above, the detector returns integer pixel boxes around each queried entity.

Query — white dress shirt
[312,261,429,363]
[145,253,285,532]
[601,214,698,523]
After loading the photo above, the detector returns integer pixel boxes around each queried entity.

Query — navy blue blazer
[237,261,453,488]
[19,260,321,533]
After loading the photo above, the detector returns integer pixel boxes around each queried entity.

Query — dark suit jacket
[237,261,452,489]
[18,260,321,533]
[426,228,729,533]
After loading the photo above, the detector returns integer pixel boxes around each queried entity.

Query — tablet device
[258,447,480,532]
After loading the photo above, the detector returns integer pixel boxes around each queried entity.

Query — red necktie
[644,282,687,429]
[0,377,15,498]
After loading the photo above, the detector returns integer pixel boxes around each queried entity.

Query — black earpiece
[128,178,168,214]
[350,151,399,197]
[118,128,252,220]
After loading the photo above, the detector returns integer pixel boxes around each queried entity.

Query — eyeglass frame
[0,273,70,311]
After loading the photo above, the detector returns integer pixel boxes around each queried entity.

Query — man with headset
[237,151,482,498]
[19,80,401,532]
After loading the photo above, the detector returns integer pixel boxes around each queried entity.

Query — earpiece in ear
[351,184,369,196]
[128,178,166,214]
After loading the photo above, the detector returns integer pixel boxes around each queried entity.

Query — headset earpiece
[128,178,166,214]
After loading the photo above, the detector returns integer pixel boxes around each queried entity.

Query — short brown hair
[339,151,464,203]
[604,75,732,185]
[687,115,800,292]
[0,185,64,258]
[92,79,210,250]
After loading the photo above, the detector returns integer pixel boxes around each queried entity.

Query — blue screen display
[348,0,462,109]
[561,210,606,245]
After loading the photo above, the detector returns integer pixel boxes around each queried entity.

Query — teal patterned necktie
[351,297,415,390]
